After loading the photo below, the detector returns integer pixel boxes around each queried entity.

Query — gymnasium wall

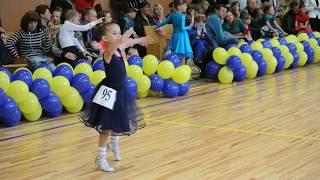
[0,0,172,32]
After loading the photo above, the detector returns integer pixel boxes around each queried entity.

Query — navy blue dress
[80,51,145,135]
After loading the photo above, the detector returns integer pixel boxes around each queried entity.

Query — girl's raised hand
[138,36,153,46]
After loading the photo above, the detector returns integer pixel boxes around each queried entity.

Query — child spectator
[261,5,288,37]
[189,15,207,63]
[295,4,313,33]
[119,7,138,37]
[241,13,253,40]
[35,4,52,31]
[48,7,62,41]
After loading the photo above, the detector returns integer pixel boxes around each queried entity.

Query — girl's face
[267,7,275,15]
[127,12,136,19]
[142,5,151,15]
[178,3,188,13]
[154,7,163,16]
[105,13,112,23]
[244,18,251,25]
[232,4,240,12]
[300,7,307,15]
[102,24,121,44]
[226,11,234,23]
[28,21,38,32]
[42,9,52,21]
[52,11,61,25]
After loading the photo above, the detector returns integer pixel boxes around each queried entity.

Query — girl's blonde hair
[151,3,164,17]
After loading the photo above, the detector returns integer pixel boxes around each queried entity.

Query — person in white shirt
[305,0,320,31]
[58,9,103,65]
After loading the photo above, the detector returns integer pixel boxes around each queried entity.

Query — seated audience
[223,11,247,39]
[295,4,313,33]
[189,16,207,63]
[282,0,299,35]
[261,5,287,37]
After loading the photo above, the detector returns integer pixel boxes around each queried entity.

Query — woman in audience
[151,3,166,24]
[223,11,247,39]
[6,11,55,71]
[35,4,52,31]
[230,1,241,18]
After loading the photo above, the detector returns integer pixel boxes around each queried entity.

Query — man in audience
[282,1,300,35]
[241,0,263,39]
[206,4,239,48]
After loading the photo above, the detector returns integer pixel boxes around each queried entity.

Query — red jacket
[74,0,95,12]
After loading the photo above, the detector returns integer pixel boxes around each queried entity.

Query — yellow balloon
[298,51,308,66]
[266,57,278,74]
[251,42,263,51]
[74,63,93,77]
[137,90,149,99]
[124,59,129,71]
[0,72,10,93]
[24,105,42,121]
[13,67,32,75]
[18,92,40,114]
[33,68,52,82]
[157,60,175,79]
[7,80,29,103]
[137,75,151,92]
[246,60,258,79]
[61,87,82,108]
[90,70,106,85]
[241,53,253,67]
[280,45,290,56]
[237,41,247,48]
[127,65,143,81]
[228,47,242,56]
[295,43,304,53]
[218,66,234,84]
[257,38,264,43]
[172,65,191,84]
[50,76,70,97]
[314,32,320,38]
[307,39,318,49]
[261,48,273,60]
[212,48,230,64]
[297,33,309,41]
[285,34,298,43]
[314,46,320,63]
[284,53,294,69]
[149,90,161,97]
[142,55,159,76]
[65,97,84,113]
[269,39,280,47]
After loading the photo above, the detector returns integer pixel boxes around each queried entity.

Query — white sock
[97,147,106,160]
[111,136,119,143]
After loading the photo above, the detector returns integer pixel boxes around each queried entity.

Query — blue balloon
[150,74,164,92]
[290,53,299,69]
[93,60,105,71]
[45,109,62,118]
[13,69,33,87]
[164,53,180,67]
[272,47,282,59]
[205,61,222,79]
[71,73,91,93]
[275,56,286,72]
[233,66,247,81]
[0,96,21,127]
[0,88,5,106]
[257,60,267,76]
[278,38,287,45]
[226,56,242,70]
[316,38,320,46]
[35,64,54,73]
[40,92,62,113]
[30,79,51,100]
[53,65,73,81]
[225,43,236,50]
[301,40,311,49]
[306,47,315,64]
[81,84,96,103]
[128,55,143,67]
[247,40,255,44]
[178,82,189,96]
[125,78,137,102]
[75,59,92,67]
[240,44,253,54]
[308,32,316,38]
[163,80,179,98]
[287,43,297,54]
[262,41,272,49]
[0,67,13,81]
[252,50,264,63]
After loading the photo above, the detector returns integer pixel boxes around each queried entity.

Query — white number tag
[92,85,117,110]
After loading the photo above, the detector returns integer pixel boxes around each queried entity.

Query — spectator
[50,0,75,18]
[119,7,138,36]
[0,17,12,66]
[151,3,166,24]
[241,0,263,39]
[110,0,146,21]
[189,15,208,63]
[6,11,55,71]
[231,1,241,18]
[35,4,52,31]
[241,13,253,40]
[282,0,300,35]
[295,4,313,33]
[305,0,320,31]
[48,7,63,41]
[223,11,247,39]
[261,5,287,37]
[206,4,239,47]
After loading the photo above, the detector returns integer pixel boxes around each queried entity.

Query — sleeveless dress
[80,51,145,135]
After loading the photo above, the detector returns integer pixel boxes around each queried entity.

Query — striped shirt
[6,29,51,58]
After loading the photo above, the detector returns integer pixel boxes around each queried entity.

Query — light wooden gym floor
[1,65,320,179]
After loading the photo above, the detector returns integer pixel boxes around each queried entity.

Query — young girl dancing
[80,23,151,172]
